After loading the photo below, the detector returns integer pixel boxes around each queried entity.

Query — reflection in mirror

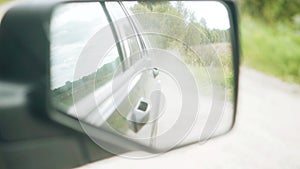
[50,1,235,155]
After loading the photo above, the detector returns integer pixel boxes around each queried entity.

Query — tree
[130,2,230,65]
[240,0,300,23]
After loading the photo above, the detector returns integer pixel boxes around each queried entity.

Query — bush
[241,16,300,84]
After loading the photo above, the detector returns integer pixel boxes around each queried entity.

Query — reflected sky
[50,2,108,89]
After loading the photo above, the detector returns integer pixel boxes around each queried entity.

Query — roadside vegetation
[240,0,300,84]
[0,0,9,5]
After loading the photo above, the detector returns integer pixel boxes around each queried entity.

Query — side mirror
[0,0,239,158]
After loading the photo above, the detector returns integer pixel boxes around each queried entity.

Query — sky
[182,1,230,30]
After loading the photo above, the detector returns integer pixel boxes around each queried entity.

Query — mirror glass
[50,1,235,156]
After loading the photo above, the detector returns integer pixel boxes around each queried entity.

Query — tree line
[131,1,230,49]
[240,0,300,24]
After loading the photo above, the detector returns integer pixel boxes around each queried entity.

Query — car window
[50,2,122,113]
[106,2,142,68]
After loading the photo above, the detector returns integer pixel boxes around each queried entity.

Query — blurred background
[239,0,300,84]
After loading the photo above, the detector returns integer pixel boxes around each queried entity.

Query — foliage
[0,0,9,4]
[131,2,230,66]
[131,2,230,45]
[240,0,300,24]
[241,15,300,84]
[240,0,300,85]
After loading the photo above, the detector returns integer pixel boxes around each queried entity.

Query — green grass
[241,15,300,84]
[0,0,10,4]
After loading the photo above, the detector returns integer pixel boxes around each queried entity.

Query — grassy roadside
[241,15,300,84]
[0,0,9,4]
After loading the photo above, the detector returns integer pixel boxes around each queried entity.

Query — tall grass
[241,15,300,84]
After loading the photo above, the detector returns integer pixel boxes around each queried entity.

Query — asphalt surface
[79,67,300,169]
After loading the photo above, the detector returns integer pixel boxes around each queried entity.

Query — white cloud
[183,1,230,30]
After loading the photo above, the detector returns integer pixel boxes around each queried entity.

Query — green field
[241,15,300,84]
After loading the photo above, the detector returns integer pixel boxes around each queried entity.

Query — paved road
[79,67,300,169]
